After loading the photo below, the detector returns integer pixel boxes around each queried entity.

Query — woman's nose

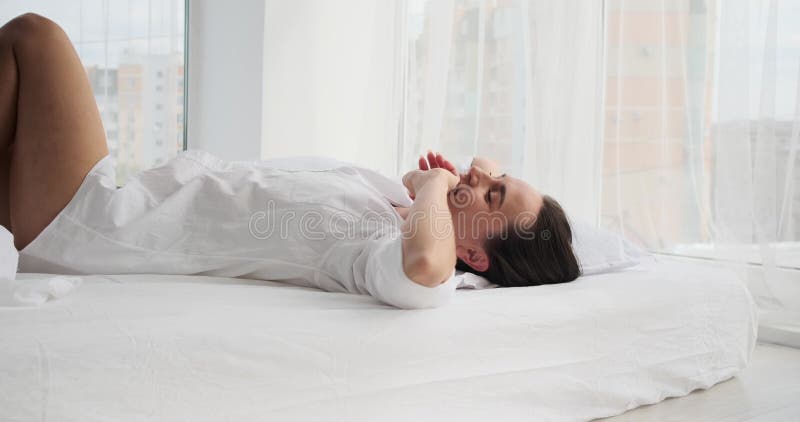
[467,166,489,187]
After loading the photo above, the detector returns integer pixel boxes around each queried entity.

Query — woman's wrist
[417,168,448,189]
[415,168,458,193]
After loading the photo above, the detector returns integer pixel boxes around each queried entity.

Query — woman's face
[447,166,543,270]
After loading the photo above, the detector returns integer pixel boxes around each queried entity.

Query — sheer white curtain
[404,0,799,342]
[402,0,605,223]
[258,0,605,221]
[605,0,800,342]
[712,0,800,339]
[255,1,798,339]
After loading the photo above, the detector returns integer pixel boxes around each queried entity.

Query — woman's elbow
[403,254,454,288]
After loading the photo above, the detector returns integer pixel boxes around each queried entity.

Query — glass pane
[602,0,800,267]
[0,0,185,185]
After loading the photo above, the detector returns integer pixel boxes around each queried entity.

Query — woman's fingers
[419,151,456,176]
[418,155,429,170]
[443,160,457,175]
[428,151,443,169]
[435,152,458,175]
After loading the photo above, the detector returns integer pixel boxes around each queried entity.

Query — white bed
[0,257,757,421]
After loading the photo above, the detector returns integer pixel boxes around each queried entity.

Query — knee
[1,13,66,45]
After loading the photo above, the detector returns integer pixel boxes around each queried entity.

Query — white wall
[187,0,264,160]
[260,0,403,174]
[188,0,402,173]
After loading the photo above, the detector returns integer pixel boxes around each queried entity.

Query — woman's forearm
[401,173,456,287]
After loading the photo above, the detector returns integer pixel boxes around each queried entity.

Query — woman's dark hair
[456,195,581,287]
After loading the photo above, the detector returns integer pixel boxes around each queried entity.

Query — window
[603,0,800,267]
[0,0,186,184]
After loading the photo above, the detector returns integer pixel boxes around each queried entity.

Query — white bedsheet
[0,257,757,422]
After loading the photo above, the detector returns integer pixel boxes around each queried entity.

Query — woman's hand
[405,151,459,200]
[402,168,459,200]
[419,151,458,176]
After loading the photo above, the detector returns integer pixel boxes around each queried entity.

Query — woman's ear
[456,245,489,272]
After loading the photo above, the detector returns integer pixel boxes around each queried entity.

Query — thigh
[6,14,108,249]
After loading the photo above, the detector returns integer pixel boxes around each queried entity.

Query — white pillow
[455,219,651,289]
[455,270,498,290]
[570,219,651,276]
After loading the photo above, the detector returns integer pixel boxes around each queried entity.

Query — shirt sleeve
[356,234,458,310]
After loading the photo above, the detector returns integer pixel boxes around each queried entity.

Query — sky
[0,0,184,66]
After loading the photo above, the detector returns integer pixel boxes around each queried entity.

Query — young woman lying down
[0,14,580,309]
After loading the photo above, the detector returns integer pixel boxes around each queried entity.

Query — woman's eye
[485,188,495,205]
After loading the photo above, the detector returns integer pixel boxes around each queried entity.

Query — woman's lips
[449,184,465,196]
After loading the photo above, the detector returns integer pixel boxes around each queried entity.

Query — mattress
[0,257,757,422]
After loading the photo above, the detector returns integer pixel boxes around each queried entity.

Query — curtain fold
[606,0,800,342]
[402,0,605,223]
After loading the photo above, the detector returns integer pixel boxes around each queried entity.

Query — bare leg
[0,18,18,231]
[0,13,108,250]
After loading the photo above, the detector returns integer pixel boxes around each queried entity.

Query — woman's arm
[400,167,458,287]
[399,151,499,287]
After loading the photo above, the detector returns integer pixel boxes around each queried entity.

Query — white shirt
[18,151,458,309]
